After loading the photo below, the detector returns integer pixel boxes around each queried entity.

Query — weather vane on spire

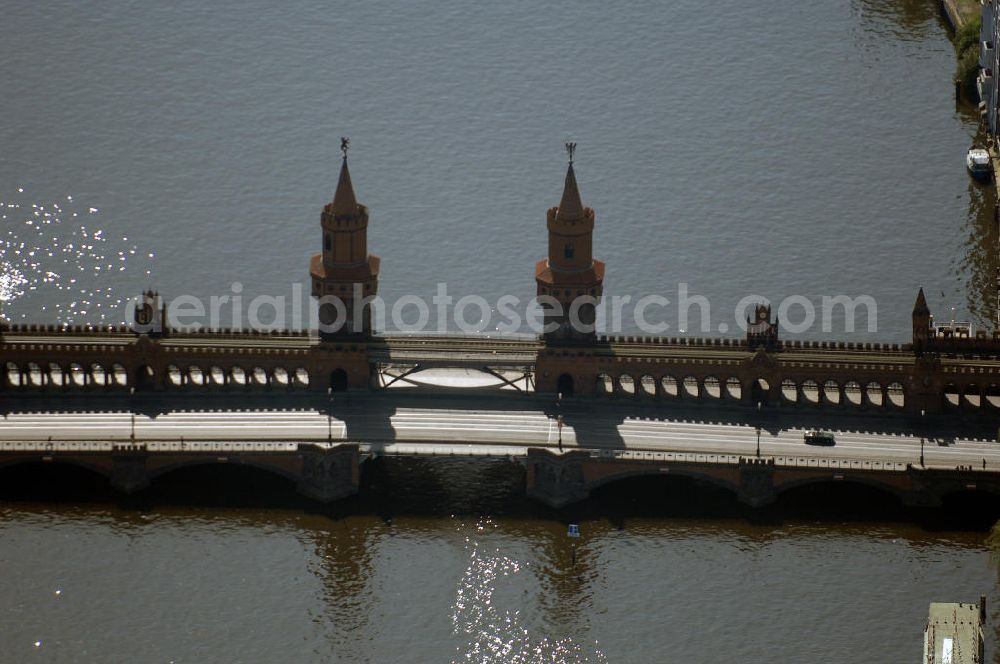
[340,136,350,160]
[565,142,577,164]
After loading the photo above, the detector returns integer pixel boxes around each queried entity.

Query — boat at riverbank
[966,146,993,182]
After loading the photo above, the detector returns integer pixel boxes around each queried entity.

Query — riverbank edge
[942,0,979,29]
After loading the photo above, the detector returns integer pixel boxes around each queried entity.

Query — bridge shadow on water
[5,455,1000,532]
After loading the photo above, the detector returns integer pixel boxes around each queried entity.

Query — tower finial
[565,142,576,164]
[340,136,350,160]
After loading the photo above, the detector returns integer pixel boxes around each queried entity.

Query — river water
[0,460,999,663]
[1,0,997,337]
[3,0,1000,661]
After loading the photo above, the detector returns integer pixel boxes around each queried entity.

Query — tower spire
[556,159,585,222]
[913,287,930,316]
[332,137,358,217]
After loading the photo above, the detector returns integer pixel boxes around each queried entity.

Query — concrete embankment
[942,0,979,29]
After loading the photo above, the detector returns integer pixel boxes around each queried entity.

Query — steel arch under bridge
[368,335,540,391]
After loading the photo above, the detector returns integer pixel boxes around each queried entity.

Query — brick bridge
[2,320,999,417]
[3,147,1000,508]
[2,439,998,510]
[0,440,360,503]
[524,448,1000,508]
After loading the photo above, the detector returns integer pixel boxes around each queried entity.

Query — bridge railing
[0,441,115,452]
[597,335,911,354]
[591,448,909,472]
[0,440,301,453]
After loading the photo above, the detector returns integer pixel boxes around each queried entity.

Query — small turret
[132,289,166,336]
[912,287,931,349]
[746,304,778,350]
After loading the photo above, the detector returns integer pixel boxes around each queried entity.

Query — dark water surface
[3,1,1000,662]
[1,0,997,337]
[0,459,998,663]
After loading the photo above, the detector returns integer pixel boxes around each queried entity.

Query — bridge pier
[296,443,360,503]
[525,448,590,508]
[110,445,151,494]
[737,457,776,507]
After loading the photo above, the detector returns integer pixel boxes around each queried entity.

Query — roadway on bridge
[0,396,996,469]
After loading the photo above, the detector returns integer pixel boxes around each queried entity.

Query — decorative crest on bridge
[565,141,576,164]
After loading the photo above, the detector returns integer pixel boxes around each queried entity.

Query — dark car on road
[804,429,836,446]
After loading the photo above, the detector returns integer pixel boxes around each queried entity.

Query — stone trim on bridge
[523,448,1000,509]
[0,442,361,503]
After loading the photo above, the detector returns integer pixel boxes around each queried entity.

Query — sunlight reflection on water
[0,187,154,324]
[452,519,607,664]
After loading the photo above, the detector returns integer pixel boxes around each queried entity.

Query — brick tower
[535,144,604,340]
[310,138,380,340]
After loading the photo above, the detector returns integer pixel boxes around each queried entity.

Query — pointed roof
[556,163,585,221]
[913,287,930,316]
[332,157,359,217]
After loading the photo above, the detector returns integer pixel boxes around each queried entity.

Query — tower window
[564,242,574,259]
[324,233,331,251]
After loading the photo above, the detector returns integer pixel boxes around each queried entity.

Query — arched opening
[89,363,105,387]
[802,379,820,405]
[822,380,840,406]
[166,364,184,388]
[26,362,44,388]
[940,490,1000,529]
[231,366,247,387]
[987,384,1000,409]
[639,375,656,397]
[774,480,903,519]
[5,362,21,389]
[750,378,770,404]
[661,375,679,398]
[293,368,310,389]
[866,381,884,408]
[724,377,742,400]
[273,367,290,388]
[618,374,635,396]
[586,473,740,517]
[843,381,862,407]
[780,378,798,403]
[148,463,300,508]
[703,376,721,399]
[682,376,699,398]
[886,382,905,409]
[209,366,226,387]
[251,367,268,388]
[188,366,204,387]
[111,363,127,387]
[943,383,960,408]
[67,362,87,388]
[48,363,64,387]
[330,368,349,392]
[596,373,614,395]
[133,365,154,391]
[0,461,112,502]
[556,373,574,397]
[963,384,981,409]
